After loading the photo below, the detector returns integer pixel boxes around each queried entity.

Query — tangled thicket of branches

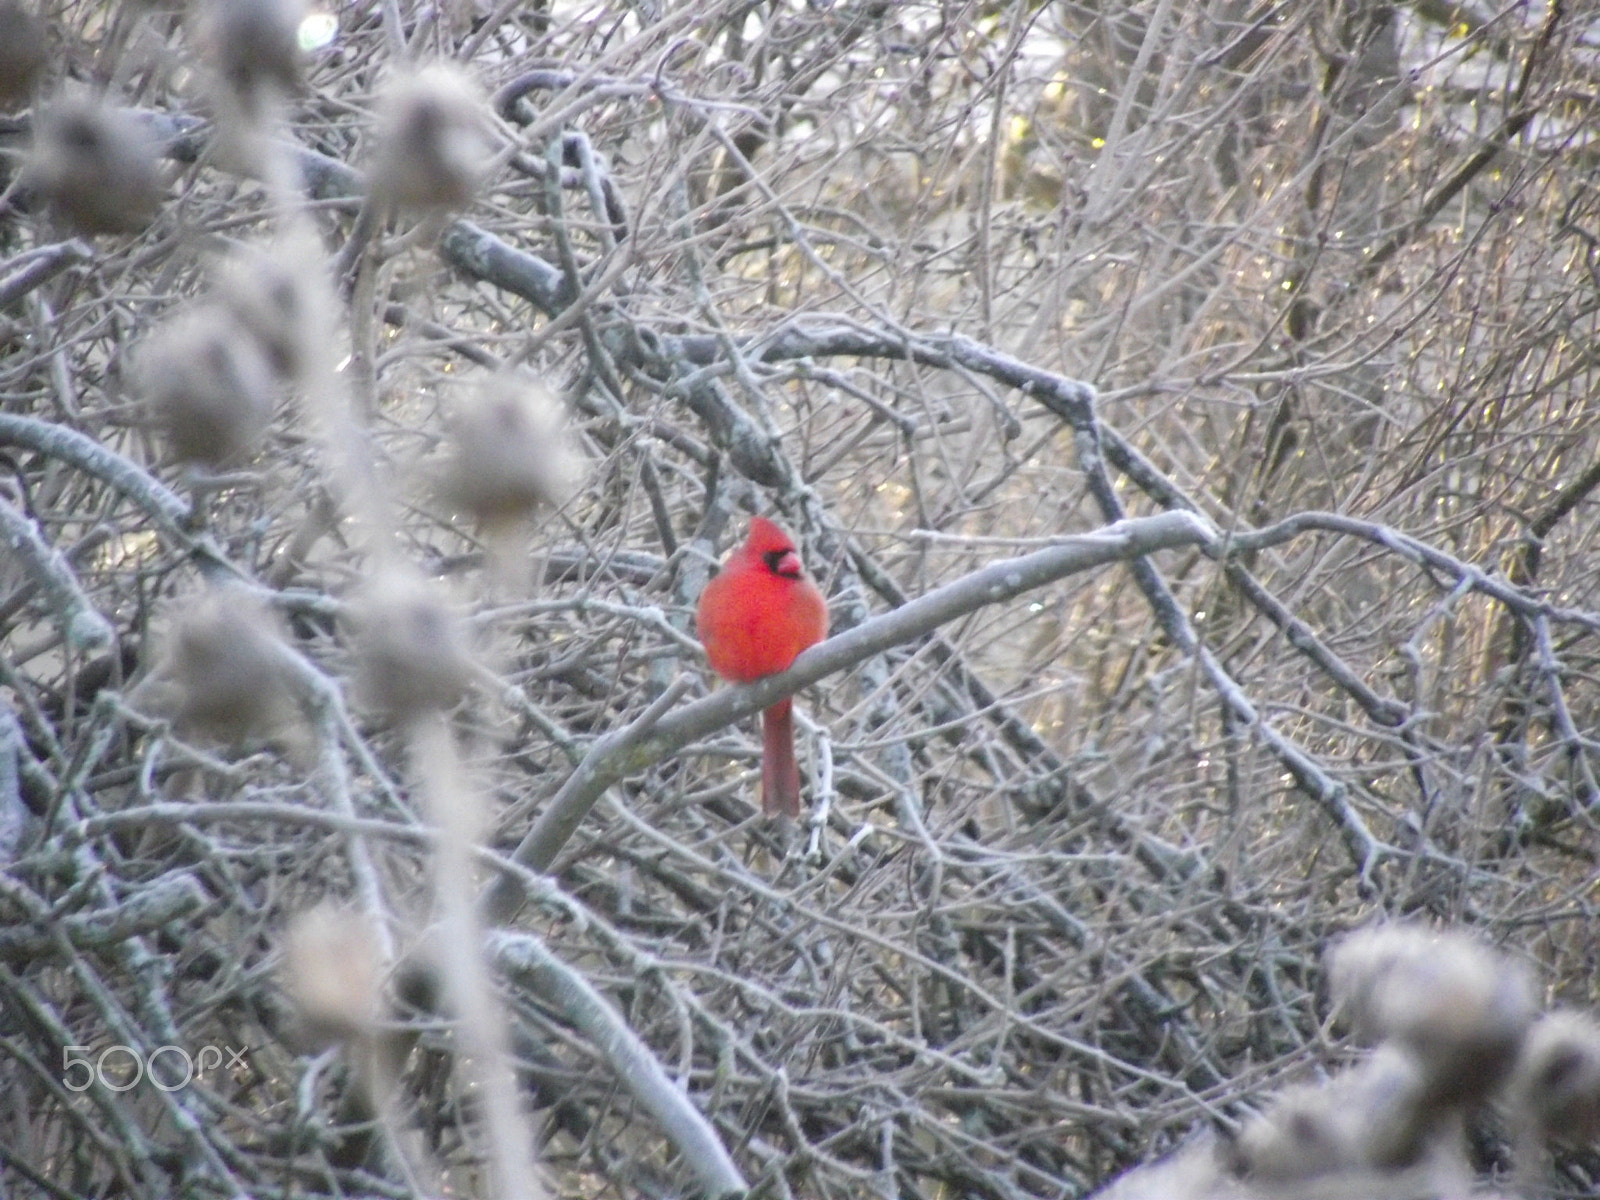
[4,1,1600,1198]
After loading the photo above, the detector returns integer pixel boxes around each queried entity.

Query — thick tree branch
[490,931,748,1199]
[0,496,114,652]
[485,511,1214,917]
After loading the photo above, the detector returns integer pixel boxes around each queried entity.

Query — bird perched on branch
[695,516,828,818]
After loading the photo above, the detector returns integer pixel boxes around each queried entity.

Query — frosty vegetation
[3,2,1600,1199]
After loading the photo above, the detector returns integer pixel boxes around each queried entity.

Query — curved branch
[0,414,192,543]
[0,495,115,651]
[487,511,1214,911]
[0,241,92,310]
[1227,511,1600,634]
[489,930,748,1200]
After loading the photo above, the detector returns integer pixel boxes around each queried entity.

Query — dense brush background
[3,1,1600,1198]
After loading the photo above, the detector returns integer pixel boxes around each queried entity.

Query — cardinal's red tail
[760,698,803,818]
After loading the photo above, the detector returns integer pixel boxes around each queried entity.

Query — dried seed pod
[1353,1046,1463,1171]
[440,371,583,530]
[1508,1011,1600,1148]
[0,1,47,106]
[159,586,294,746]
[137,305,278,468]
[1232,1081,1366,1185]
[1326,923,1535,1106]
[192,0,306,105]
[350,568,474,721]
[1229,1045,1449,1185]
[282,905,382,1046]
[26,94,165,235]
[212,238,325,382]
[368,65,493,211]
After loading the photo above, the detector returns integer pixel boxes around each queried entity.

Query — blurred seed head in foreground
[1326,922,1535,1105]
[440,370,584,533]
[1232,1082,1369,1186]
[0,1,46,106]
[368,65,494,211]
[136,305,279,469]
[191,0,306,111]
[26,93,166,235]
[1508,1010,1600,1148]
[349,567,475,722]
[282,904,382,1048]
[1094,924,1599,1200]
[149,585,297,748]
[1229,1044,1463,1188]
[213,236,327,384]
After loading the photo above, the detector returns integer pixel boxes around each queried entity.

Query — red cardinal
[695,516,828,818]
